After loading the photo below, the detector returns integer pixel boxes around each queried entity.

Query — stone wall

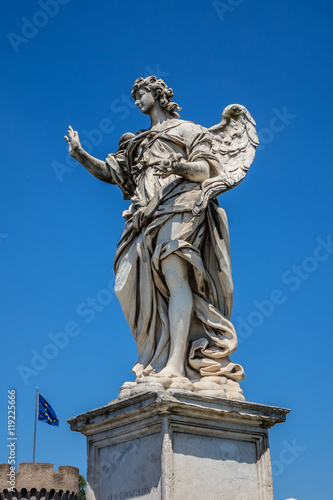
[0,463,78,499]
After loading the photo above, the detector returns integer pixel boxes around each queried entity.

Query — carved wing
[193,104,259,215]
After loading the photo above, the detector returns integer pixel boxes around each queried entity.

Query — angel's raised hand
[64,126,82,156]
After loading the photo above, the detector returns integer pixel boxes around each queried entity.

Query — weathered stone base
[68,392,289,500]
[118,375,245,401]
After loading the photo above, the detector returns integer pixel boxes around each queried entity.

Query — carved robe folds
[105,120,244,382]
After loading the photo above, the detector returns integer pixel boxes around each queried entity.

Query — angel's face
[134,88,156,115]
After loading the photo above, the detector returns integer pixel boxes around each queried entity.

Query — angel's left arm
[154,128,222,183]
[173,158,210,183]
[153,153,211,183]
[178,128,224,182]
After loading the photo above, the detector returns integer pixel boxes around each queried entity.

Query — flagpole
[33,387,38,463]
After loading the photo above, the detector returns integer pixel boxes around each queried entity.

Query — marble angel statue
[65,76,259,399]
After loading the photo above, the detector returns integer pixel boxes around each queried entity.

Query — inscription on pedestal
[109,487,159,499]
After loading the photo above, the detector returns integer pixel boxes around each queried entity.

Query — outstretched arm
[64,126,111,182]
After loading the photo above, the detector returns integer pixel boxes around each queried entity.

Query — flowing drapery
[106,120,244,382]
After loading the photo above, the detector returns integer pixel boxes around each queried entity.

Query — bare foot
[154,365,185,378]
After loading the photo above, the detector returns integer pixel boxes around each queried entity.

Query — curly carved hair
[131,76,181,118]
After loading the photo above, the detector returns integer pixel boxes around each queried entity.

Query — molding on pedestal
[68,391,289,435]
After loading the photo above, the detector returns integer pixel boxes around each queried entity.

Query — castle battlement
[0,462,78,499]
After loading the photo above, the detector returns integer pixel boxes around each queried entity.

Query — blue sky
[1,0,332,498]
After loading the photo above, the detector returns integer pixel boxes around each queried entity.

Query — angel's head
[131,76,181,117]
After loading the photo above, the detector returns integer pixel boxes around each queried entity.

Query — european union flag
[38,394,59,427]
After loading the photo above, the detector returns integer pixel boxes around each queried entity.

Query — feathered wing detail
[193,104,259,215]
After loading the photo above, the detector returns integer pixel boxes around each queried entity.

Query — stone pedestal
[68,392,289,500]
